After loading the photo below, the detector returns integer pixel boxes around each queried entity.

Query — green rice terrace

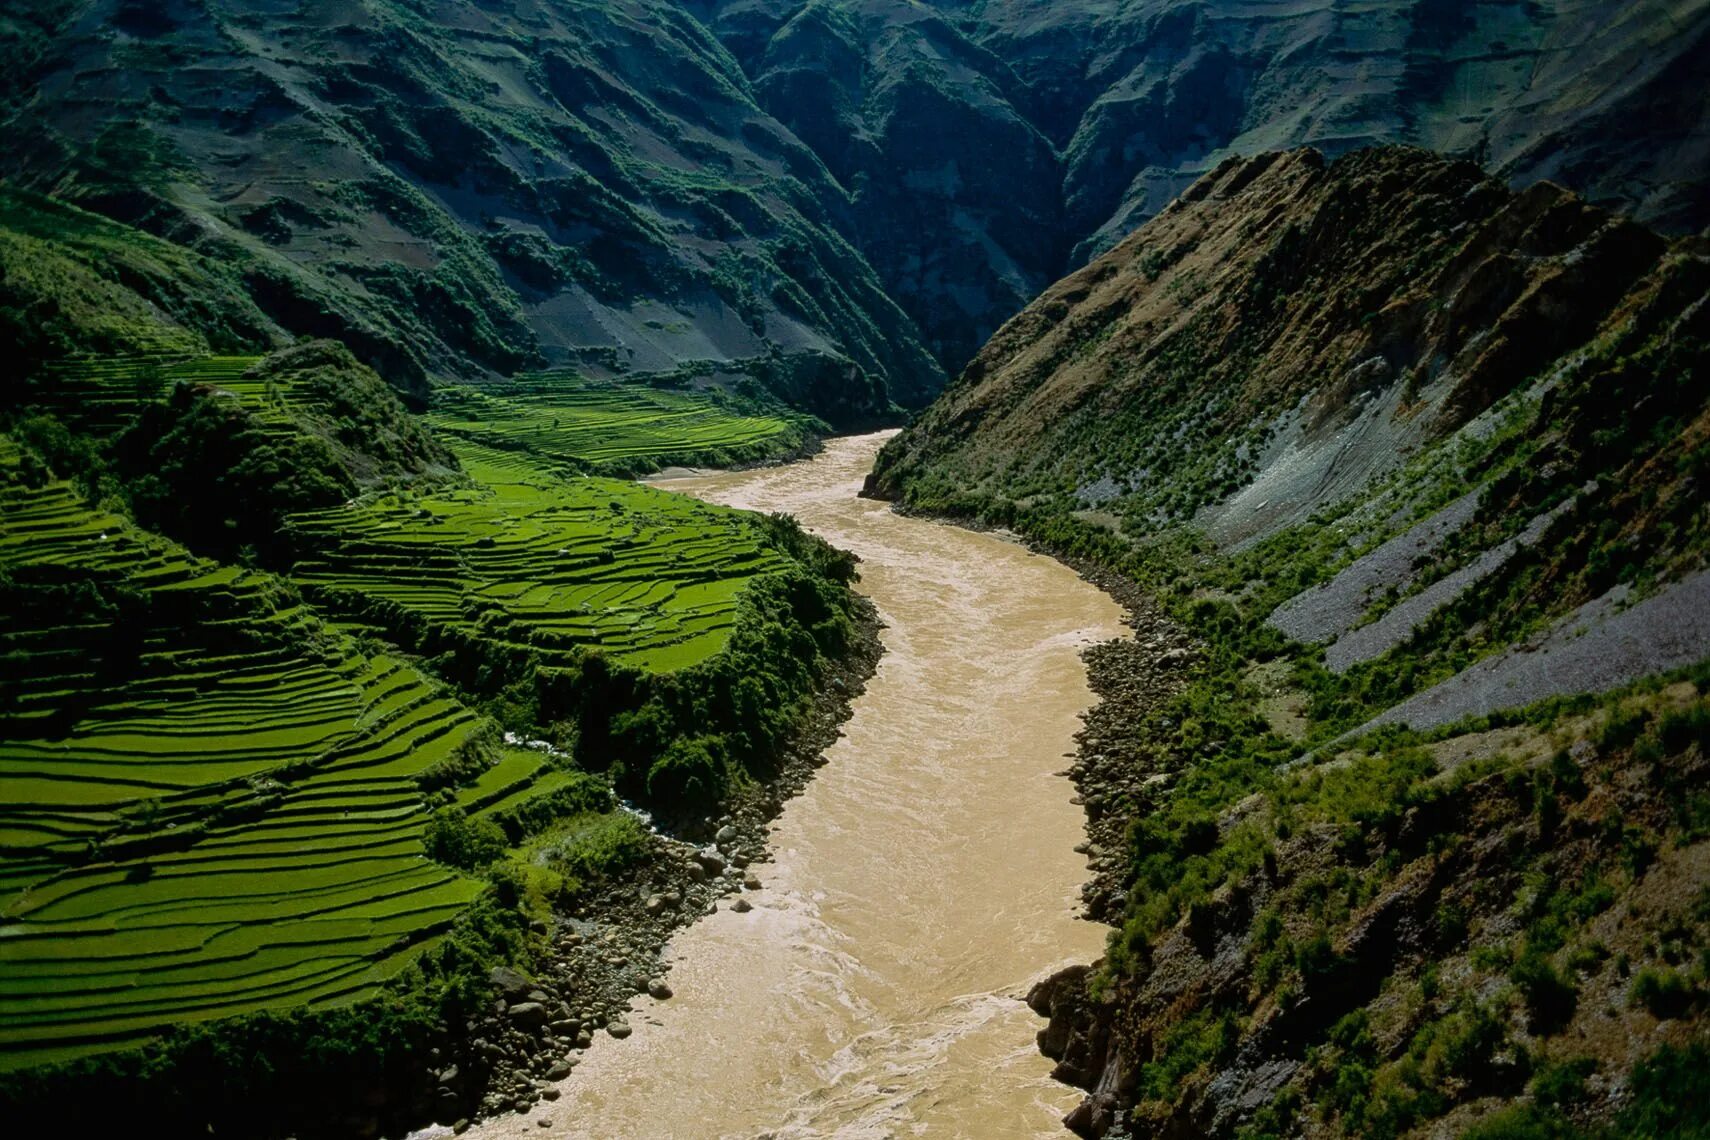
[31,353,267,434]
[0,438,486,1067]
[0,350,859,1082]
[428,371,820,478]
[286,445,790,674]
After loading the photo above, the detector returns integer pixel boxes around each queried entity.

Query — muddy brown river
[472,431,1126,1139]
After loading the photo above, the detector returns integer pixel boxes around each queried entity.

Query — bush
[1511,953,1579,1034]
[422,806,507,871]
[1630,967,1696,1020]
[542,812,649,886]
[646,734,729,805]
[1531,1055,1596,1109]
[1618,1041,1710,1139]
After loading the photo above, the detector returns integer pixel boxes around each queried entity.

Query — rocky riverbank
[418,598,884,1135]
[1019,557,1194,1139]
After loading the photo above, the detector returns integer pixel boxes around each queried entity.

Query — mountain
[0,0,943,420]
[3,0,1704,402]
[691,0,1710,375]
[871,145,1710,1137]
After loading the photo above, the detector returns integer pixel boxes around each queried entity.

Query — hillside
[3,0,1704,397]
[690,0,1710,372]
[0,0,941,419]
[0,194,879,1135]
[871,147,1710,1136]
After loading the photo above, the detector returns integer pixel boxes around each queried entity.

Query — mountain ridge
[869,144,1710,1139]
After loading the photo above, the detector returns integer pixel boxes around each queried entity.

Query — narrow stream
[474,431,1126,1139]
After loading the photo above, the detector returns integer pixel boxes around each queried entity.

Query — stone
[607,1020,633,1039]
[644,894,665,915]
[647,978,673,1000]
[694,847,726,875]
[489,965,533,999]
[730,897,753,914]
[715,824,738,844]
[544,1058,576,1080]
[541,1088,561,1102]
[742,872,762,891]
[506,1002,549,1029]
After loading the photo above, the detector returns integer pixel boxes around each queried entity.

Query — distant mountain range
[4,0,1706,413]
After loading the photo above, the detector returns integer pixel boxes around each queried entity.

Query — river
[472,431,1126,1139]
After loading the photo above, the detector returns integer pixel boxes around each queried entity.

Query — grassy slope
[0,439,490,1068]
[428,370,824,478]
[875,148,1710,1137]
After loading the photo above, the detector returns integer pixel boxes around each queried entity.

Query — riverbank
[465,432,1127,1139]
[429,596,884,1132]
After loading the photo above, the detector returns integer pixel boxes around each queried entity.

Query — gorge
[3,2,1709,1138]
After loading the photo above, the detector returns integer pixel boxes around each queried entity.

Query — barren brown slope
[872,146,1677,541]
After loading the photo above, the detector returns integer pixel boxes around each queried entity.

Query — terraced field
[30,354,265,432]
[0,442,511,1068]
[429,371,817,476]
[0,352,834,1070]
[287,445,787,674]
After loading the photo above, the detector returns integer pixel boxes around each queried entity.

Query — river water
[472,431,1125,1139]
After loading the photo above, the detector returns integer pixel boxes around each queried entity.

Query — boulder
[489,965,533,999]
[506,1002,549,1029]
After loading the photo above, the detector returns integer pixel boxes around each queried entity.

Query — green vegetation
[286,456,785,674]
[429,370,823,477]
[0,387,861,1085]
[0,190,867,1118]
[0,441,491,1068]
[0,187,272,377]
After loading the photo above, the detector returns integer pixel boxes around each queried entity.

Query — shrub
[1630,967,1696,1019]
[1511,953,1578,1034]
[422,806,507,871]
[1617,1041,1710,1139]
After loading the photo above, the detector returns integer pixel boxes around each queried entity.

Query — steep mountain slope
[871,146,1710,1136]
[688,0,1065,370]
[690,0,1709,375]
[7,0,1701,396]
[0,0,942,418]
